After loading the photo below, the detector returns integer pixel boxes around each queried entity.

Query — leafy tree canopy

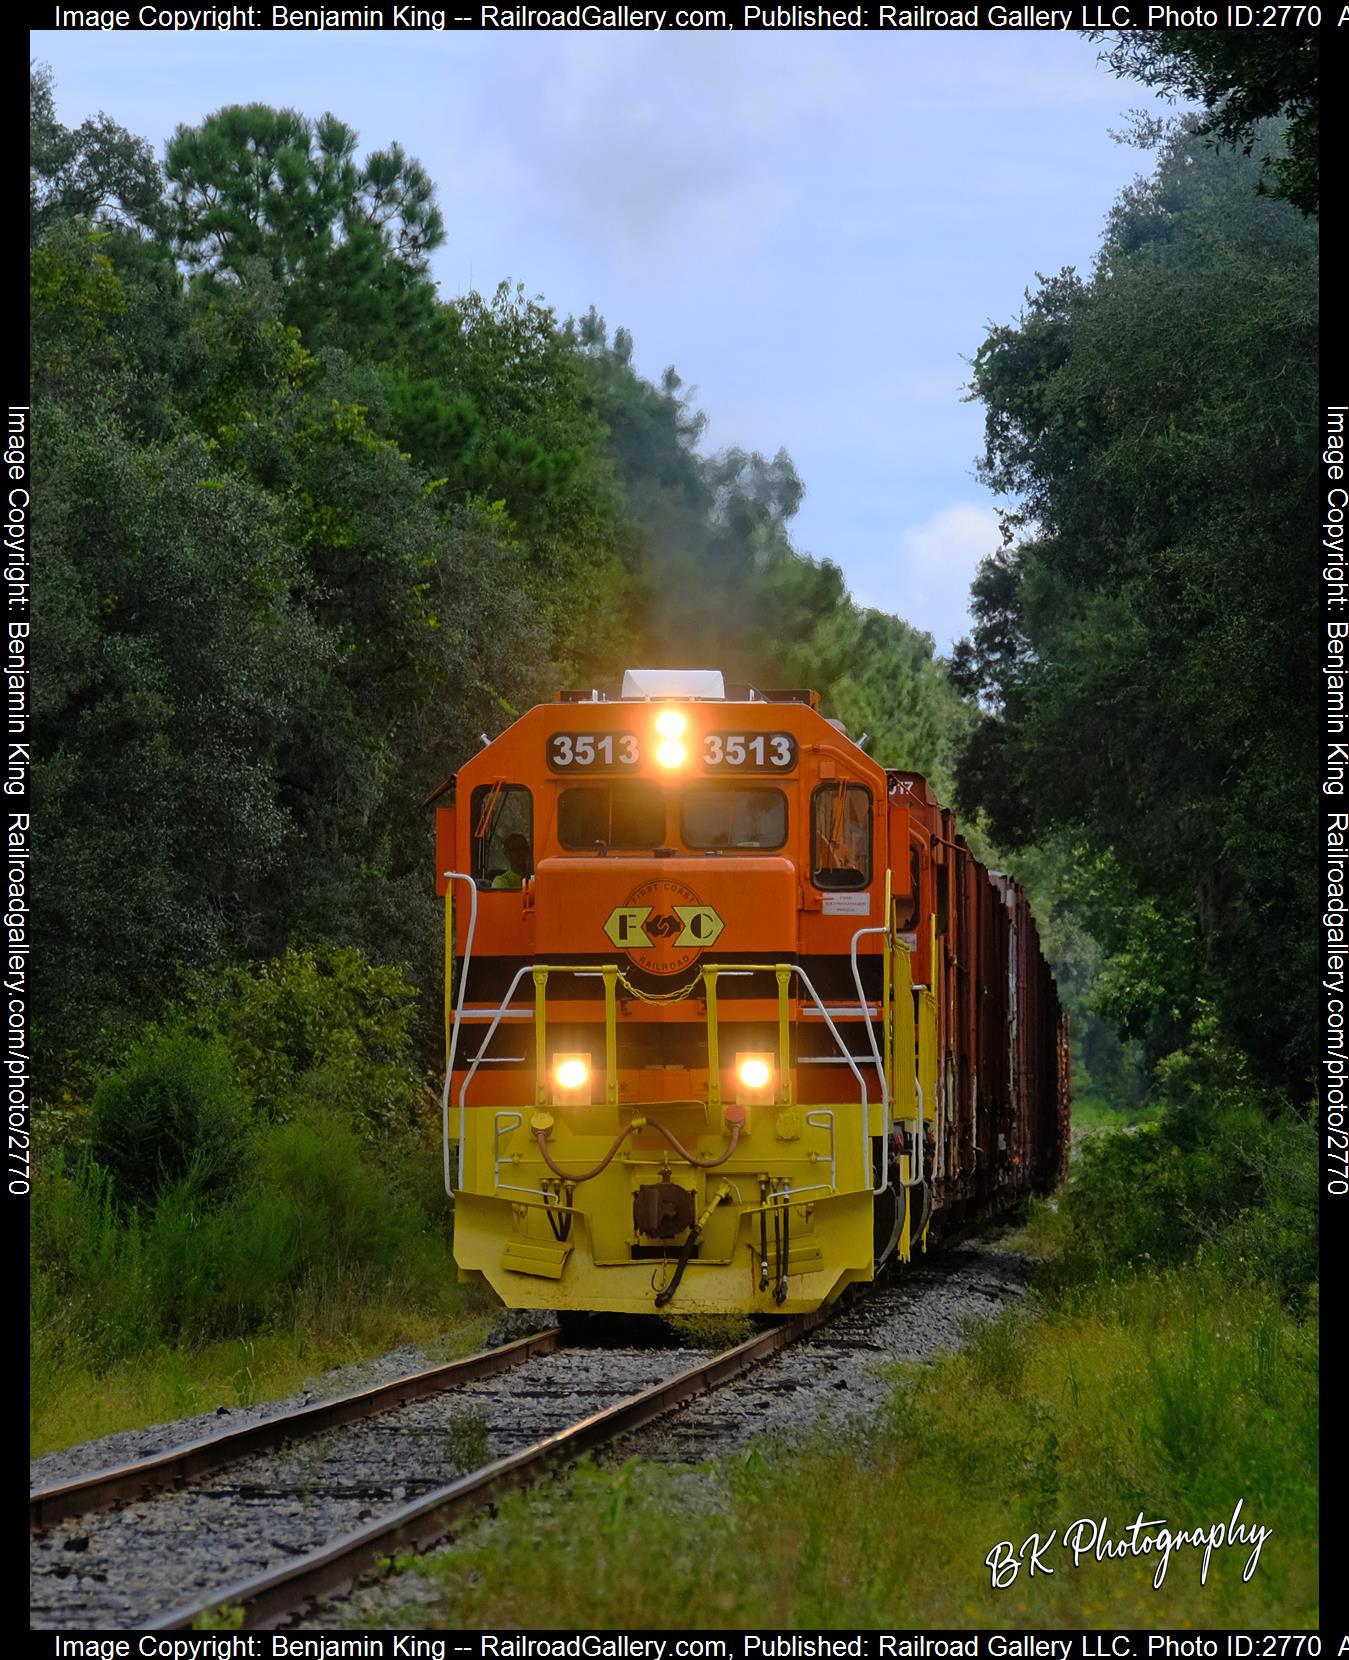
[31,62,166,239]
[1090,30,1319,214]
[955,120,1317,1086]
[164,102,445,351]
[27,73,1010,1084]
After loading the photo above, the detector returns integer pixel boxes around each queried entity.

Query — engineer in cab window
[492,831,532,891]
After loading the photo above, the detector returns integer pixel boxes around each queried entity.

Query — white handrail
[456,961,537,1192]
[895,1077,926,1191]
[441,872,478,1197]
[781,964,872,1197]
[492,1109,554,1201]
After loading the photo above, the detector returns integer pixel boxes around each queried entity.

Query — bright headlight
[655,708,687,740]
[554,1056,590,1091]
[737,1057,771,1091]
[552,1054,592,1108]
[735,1053,776,1106]
[655,739,687,768]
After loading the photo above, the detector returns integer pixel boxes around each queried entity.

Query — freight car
[432,669,1069,1315]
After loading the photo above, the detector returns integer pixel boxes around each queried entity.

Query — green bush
[32,1153,155,1358]
[251,1105,434,1286]
[33,942,452,1418]
[33,1102,453,1369]
[178,944,427,1132]
[90,1028,253,1208]
[1043,1020,1315,1306]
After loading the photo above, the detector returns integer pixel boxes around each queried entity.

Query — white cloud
[877,501,1001,652]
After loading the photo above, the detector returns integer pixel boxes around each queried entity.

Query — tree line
[31,70,969,1086]
[953,110,1317,1094]
[32,47,1317,1105]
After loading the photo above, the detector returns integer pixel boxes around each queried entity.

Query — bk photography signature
[985,1500,1272,1590]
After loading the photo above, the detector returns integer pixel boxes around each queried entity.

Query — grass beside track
[31,1100,491,1458]
[368,1070,1317,1631]
[30,1299,494,1461]
[368,1262,1315,1630]
[31,948,498,1461]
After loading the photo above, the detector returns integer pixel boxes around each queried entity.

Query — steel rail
[29,1328,560,1534]
[147,1304,837,1631]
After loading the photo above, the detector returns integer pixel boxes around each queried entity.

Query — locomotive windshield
[681,786,787,850]
[558,783,665,849]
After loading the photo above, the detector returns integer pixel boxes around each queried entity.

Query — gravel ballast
[31,1239,1035,1631]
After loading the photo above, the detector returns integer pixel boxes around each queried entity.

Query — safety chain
[615,970,703,1005]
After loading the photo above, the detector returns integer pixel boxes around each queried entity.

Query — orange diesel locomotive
[433,669,1069,1315]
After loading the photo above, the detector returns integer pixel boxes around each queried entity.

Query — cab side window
[811,783,872,890]
[470,784,533,891]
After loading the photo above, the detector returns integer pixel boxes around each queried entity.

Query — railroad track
[30,1307,835,1631]
[31,1241,1032,1632]
[625,1247,1032,1466]
[309,1242,1034,1631]
[30,1328,560,1533]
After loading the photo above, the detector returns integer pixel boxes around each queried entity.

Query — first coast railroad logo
[603,879,724,975]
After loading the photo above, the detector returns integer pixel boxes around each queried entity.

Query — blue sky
[33,29,1180,652]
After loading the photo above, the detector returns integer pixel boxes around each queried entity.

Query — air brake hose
[533,1117,743,1183]
[534,1122,634,1184]
[647,1117,742,1169]
[774,1195,791,1306]
[655,1183,731,1308]
[758,1178,770,1291]
[653,1225,701,1309]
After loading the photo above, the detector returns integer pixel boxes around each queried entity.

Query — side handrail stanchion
[458,963,536,1191]
[909,1078,926,1189]
[776,965,793,1104]
[849,923,891,1194]
[441,873,478,1198]
[784,964,871,1193]
[603,964,619,1106]
[889,931,926,1192]
[705,966,722,1107]
[890,1073,927,1192]
[532,968,549,1107]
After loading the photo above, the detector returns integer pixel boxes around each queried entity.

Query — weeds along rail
[29,1329,561,1534]
[30,1309,838,1630]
